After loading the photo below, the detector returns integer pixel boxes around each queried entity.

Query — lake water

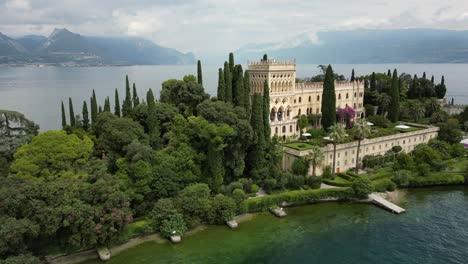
[1,64,467,130]
[81,186,468,264]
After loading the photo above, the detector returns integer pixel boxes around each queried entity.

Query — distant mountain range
[0,28,195,66]
[236,29,468,63]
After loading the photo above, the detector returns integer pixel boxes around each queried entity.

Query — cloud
[1,0,468,57]
[5,0,31,11]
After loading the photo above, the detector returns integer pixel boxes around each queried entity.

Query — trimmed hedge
[337,173,355,181]
[323,176,353,187]
[409,173,465,187]
[372,178,396,192]
[243,188,354,212]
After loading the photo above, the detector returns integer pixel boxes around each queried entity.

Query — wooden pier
[369,193,406,214]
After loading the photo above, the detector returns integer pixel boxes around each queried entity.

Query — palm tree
[410,103,425,122]
[328,124,347,177]
[306,146,324,177]
[353,119,372,174]
[377,93,391,116]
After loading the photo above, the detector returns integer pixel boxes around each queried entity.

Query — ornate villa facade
[248,59,365,140]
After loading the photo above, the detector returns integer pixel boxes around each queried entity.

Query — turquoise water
[82,187,468,264]
[1,64,467,130]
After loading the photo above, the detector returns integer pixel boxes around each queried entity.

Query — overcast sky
[2,0,468,57]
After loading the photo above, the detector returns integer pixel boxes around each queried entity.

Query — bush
[321,165,333,179]
[409,174,465,187]
[393,153,414,171]
[306,128,326,138]
[391,145,402,153]
[287,174,305,189]
[450,144,466,158]
[372,178,396,192]
[243,188,354,212]
[211,194,237,224]
[239,178,254,193]
[291,158,309,176]
[351,177,373,198]
[227,181,244,194]
[160,212,187,238]
[416,163,431,176]
[391,170,411,187]
[367,115,391,128]
[263,178,277,194]
[250,184,259,194]
[306,176,322,189]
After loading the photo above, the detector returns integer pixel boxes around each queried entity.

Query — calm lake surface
[81,186,468,264]
[1,64,467,130]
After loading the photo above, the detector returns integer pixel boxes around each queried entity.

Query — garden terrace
[282,124,439,175]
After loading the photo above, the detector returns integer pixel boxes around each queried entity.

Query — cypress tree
[114,89,121,117]
[370,72,376,91]
[217,68,225,101]
[233,65,244,107]
[243,70,251,112]
[388,69,400,122]
[197,60,203,86]
[91,90,98,124]
[61,101,67,128]
[98,106,102,113]
[351,69,355,82]
[122,75,132,117]
[82,101,89,131]
[321,65,336,130]
[248,93,265,177]
[104,97,111,112]
[262,54,268,61]
[263,80,270,140]
[224,62,232,103]
[229,53,234,74]
[68,97,75,127]
[132,83,140,107]
[435,76,447,99]
[431,75,434,84]
[422,72,426,79]
[146,88,155,109]
[387,69,391,77]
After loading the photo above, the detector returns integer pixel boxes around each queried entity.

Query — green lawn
[284,142,316,151]
[323,176,353,187]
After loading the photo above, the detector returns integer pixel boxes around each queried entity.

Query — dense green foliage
[351,177,373,198]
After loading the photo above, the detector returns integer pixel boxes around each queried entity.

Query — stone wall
[282,125,439,175]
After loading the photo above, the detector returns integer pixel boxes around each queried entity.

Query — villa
[248,58,365,140]
[247,58,440,175]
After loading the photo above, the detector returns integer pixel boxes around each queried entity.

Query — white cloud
[5,0,31,11]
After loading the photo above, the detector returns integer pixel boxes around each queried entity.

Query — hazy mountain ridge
[236,29,468,63]
[0,28,195,66]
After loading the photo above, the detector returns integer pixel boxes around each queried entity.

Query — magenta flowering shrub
[337,106,356,128]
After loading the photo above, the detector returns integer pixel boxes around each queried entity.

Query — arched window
[290,125,293,132]
[299,97,302,103]
[298,108,301,115]
[338,94,341,100]
[354,92,357,98]
[308,96,311,102]
[346,93,349,99]
[317,95,320,101]
[282,126,286,133]
[354,103,356,108]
